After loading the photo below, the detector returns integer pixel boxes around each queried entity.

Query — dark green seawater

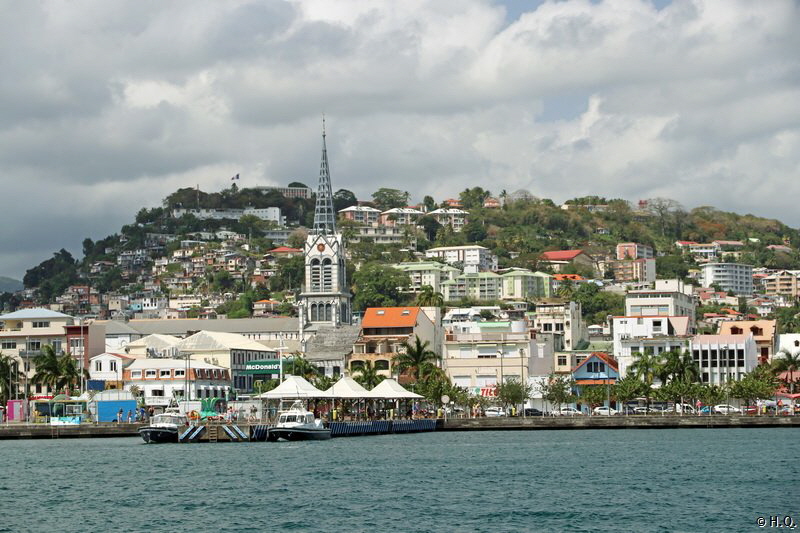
[2,428,797,532]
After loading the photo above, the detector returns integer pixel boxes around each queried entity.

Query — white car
[559,407,582,416]
[484,407,506,417]
[713,404,741,414]
[592,406,617,416]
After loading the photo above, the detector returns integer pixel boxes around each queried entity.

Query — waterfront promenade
[2,414,799,439]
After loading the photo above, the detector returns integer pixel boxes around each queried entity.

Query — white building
[442,320,541,392]
[527,301,586,352]
[88,352,141,389]
[393,261,461,294]
[172,207,284,226]
[689,334,758,385]
[500,269,553,300]
[124,358,231,407]
[428,208,469,232]
[701,263,754,296]
[612,316,692,378]
[425,245,498,273]
[379,207,423,226]
[625,280,696,330]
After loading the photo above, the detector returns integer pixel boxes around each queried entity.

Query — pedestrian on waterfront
[127,410,133,423]
[117,409,123,423]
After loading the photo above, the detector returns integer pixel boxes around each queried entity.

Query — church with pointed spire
[299,120,352,329]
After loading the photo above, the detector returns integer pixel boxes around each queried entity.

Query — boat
[267,401,331,442]
[138,409,189,443]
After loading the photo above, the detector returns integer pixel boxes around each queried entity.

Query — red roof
[553,274,584,281]
[269,246,302,253]
[676,241,697,245]
[572,352,619,373]
[361,307,420,329]
[541,250,584,261]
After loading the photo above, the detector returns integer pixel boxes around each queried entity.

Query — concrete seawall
[0,423,141,439]
[441,415,800,431]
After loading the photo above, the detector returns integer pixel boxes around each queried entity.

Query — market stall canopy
[255,375,328,399]
[370,378,423,399]
[325,376,381,399]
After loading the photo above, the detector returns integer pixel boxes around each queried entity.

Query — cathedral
[299,121,352,329]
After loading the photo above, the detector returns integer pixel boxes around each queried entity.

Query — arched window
[322,258,333,291]
[350,360,365,370]
[374,360,389,371]
[325,303,332,322]
[310,303,318,322]
[310,259,321,291]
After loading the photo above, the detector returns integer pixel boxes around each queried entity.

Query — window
[175,369,185,378]
[1,340,16,349]
[32,321,50,328]
[131,370,142,378]
[94,361,102,372]
[375,360,389,371]
[587,361,606,373]
[145,370,157,378]
[151,389,164,397]
[557,356,567,366]
[27,340,41,352]
[160,369,171,378]
[110,361,117,372]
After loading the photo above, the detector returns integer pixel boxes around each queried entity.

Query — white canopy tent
[370,378,424,399]
[254,375,328,399]
[325,376,382,399]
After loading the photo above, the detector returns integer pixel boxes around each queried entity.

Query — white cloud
[0,0,799,278]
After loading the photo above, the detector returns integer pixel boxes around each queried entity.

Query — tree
[32,345,62,392]
[495,377,531,412]
[729,372,777,408]
[658,350,700,385]
[352,360,385,389]
[422,195,436,212]
[351,263,410,311]
[578,385,608,414]
[417,215,442,242]
[396,335,440,382]
[371,188,409,210]
[287,356,319,381]
[629,351,661,409]
[0,353,20,404]
[539,374,575,413]
[772,349,800,395]
[333,189,358,212]
[415,285,444,308]
[458,187,491,210]
[613,376,644,414]
[656,255,690,280]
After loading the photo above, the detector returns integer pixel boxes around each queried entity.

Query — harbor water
[1,428,797,532]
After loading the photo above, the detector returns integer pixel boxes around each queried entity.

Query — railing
[445,332,531,342]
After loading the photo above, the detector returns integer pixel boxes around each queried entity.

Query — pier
[440,414,800,431]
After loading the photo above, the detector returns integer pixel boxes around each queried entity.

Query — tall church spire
[313,116,337,235]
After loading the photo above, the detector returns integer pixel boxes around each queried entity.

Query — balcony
[445,332,531,343]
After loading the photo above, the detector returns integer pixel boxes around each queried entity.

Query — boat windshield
[153,415,185,425]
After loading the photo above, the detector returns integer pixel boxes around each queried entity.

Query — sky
[1,0,799,280]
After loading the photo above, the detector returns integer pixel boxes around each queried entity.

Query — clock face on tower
[317,243,325,252]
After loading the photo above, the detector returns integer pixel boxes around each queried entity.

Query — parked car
[484,407,506,417]
[592,406,617,416]
[559,406,582,416]
[699,406,712,414]
[524,408,544,416]
[633,406,652,415]
[674,404,696,414]
[713,404,741,414]
[741,405,758,415]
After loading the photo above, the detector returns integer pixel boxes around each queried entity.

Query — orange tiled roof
[553,273,584,281]
[269,246,302,253]
[541,250,584,261]
[361,307,420,328]
[571,352,618,373]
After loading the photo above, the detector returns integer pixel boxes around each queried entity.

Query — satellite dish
[441,395,450,405]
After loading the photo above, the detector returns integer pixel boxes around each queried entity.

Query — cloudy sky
[1,0,798,280]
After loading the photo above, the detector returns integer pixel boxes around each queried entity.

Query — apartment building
[612,316,692,378]
[625,280,696,330]
[701,262,754,296]
[441,272,502,302]
[613,258,656,283]
[425,245,498,272]
[379,207,423,226]
[616,242,654,260]
[763,270,800,300]
[428,208,468,232]
[124,358,231,407]
[689,334,758,385]
[500,269,552,300]
[527,301,587,352]
[393,261,461,294]
[338,206,381,224]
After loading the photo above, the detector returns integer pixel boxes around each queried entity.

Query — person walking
[117,409,123,423]
[127,410,133,423]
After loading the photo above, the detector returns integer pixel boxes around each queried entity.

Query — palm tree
[287,355,318,381]
[659,350,700,385]
[32,344,62,393]
[629,351,661,409]
[0,353,20,404]
[57,353,86,394]
[773,349,800,395]
[396,335,440,382]
[416,285,444,308]
[352,360,385,389]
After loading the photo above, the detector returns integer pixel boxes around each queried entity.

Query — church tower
[300,119,352,327]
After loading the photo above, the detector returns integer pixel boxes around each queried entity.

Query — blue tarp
[97,400,138,422]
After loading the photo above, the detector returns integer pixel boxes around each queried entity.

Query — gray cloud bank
[1,0,798,279]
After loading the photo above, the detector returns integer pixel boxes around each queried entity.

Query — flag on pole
[231,173,240,180]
